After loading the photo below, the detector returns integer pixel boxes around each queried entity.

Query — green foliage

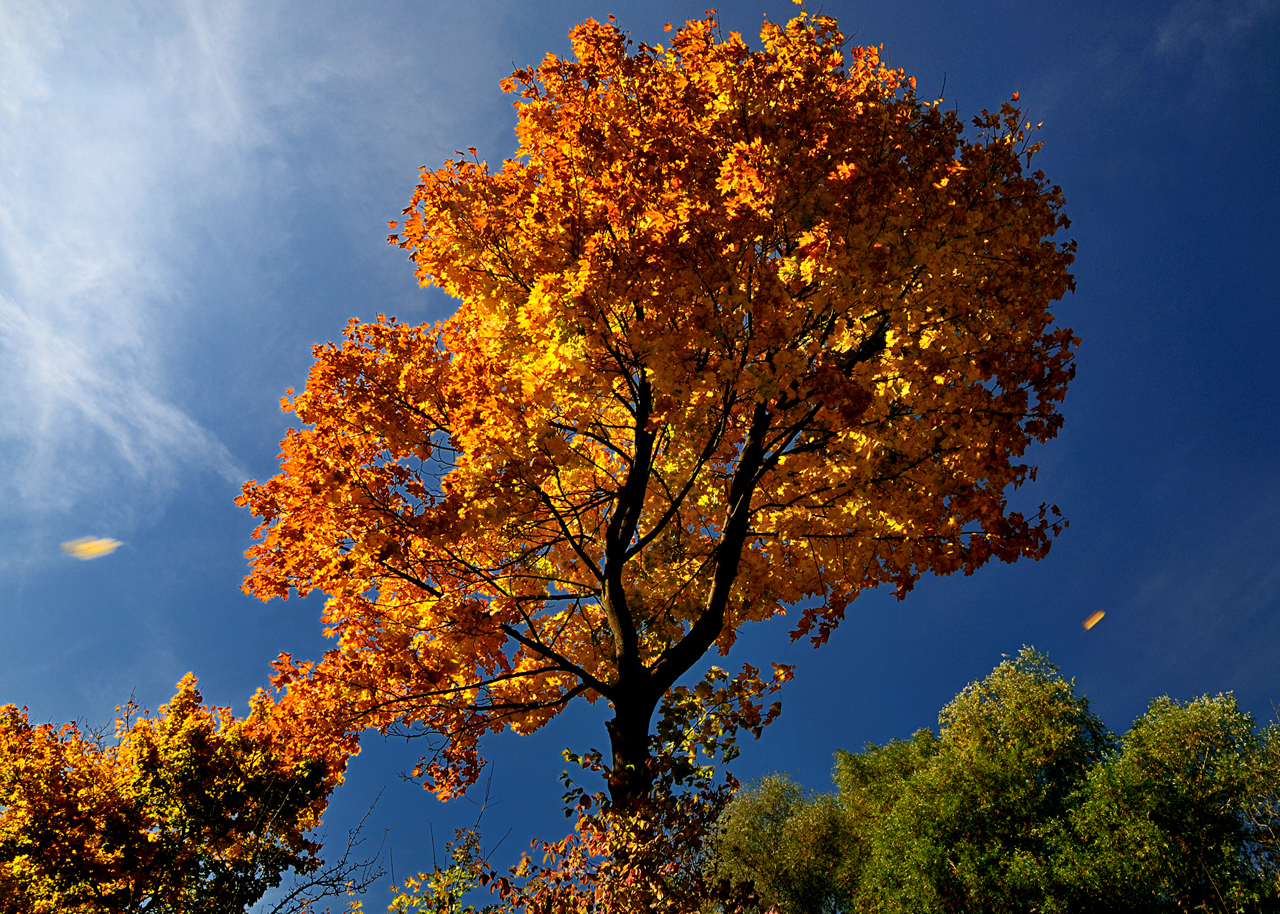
[831,728,938,885]
[711,775,852,914]
[710,648,1280,914]
[1062,694,1280,913]
[855,649,1112,914]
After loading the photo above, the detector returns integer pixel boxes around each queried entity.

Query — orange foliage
[240,12,1075,803]
[0,677,337,912]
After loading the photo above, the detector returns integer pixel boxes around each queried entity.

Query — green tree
[711,649,1280,914]
[710,773,854,914]
[855,649,1111,914]
[1061,694,1280,913]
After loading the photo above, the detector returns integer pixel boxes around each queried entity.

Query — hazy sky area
[2,0,1277,904]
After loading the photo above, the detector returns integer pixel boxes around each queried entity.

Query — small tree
[0,676,374,914]
[711,773,853,914]
[239,12,1075,807]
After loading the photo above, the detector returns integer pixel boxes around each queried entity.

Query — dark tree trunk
[598,403,775,810]
[605,691,659,806]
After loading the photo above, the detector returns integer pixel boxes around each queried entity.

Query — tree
[711,773,853,914]
[1062,694,1280,913]
[239,11,1076,807]
[851,649,1112,914]
[710,649,1280,914]
[712,649,1112,913]
[0,676,377,913]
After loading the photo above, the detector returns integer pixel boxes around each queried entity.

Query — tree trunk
[605,695,657,806]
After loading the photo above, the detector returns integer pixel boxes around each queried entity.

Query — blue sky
[2,0,1277,904]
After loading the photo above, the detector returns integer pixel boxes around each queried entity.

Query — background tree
[1061,694,1280,913]
[710,648,1280,914]
[852,649,1111,914]
[0,676,378,914]
[710,772,853,914]
[239,11,1076,806]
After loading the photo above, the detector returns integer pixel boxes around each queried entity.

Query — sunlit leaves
[241,11,1075,802]
[0,677,336,913]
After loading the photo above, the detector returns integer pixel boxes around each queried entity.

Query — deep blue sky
[2,0,1277,905]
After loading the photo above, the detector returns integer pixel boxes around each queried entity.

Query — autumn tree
[239,12,1076,808]
[0,676,376,913]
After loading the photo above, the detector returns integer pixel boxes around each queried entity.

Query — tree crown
[240,11,1076,801]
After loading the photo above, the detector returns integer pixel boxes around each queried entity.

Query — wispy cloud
[1154,0,1277,63]
[0,2,267,539]
[0,0,548,560]
[0,297,240,509]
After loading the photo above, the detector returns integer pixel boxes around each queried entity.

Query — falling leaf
[62,537,122,560]
[1082,610,1105,630]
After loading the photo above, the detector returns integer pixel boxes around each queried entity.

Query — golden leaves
[0,677,337,910]
[242,10,1075,799]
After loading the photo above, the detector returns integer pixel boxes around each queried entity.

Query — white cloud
[0,1,268,541]
[0,297,239,509]
[0,0,546,560]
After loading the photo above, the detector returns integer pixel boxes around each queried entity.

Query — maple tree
[0,676,373,913]
[239,11,1076,807]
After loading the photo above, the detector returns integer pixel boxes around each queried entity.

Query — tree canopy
[239,11,1076,805]
[712,649,1280,914]
[0,676,351,914]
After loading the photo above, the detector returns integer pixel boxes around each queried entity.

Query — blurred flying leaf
[62,537,123,560]
[1082,610,1106,631]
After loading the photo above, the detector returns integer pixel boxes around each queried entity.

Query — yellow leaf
[61,537,123,560]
